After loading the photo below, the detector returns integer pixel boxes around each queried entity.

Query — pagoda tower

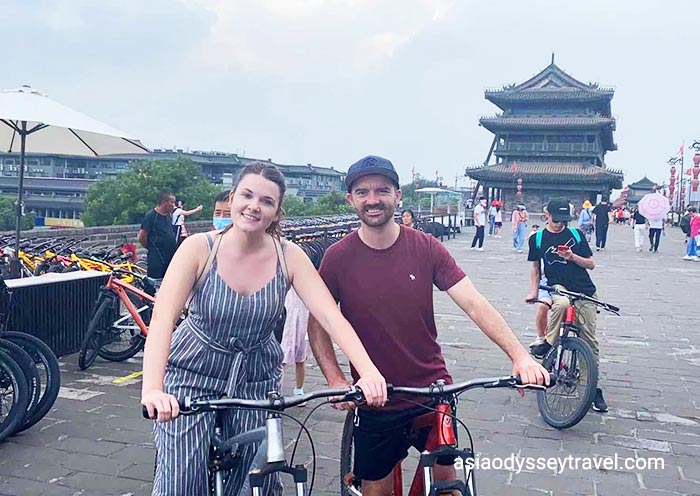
[466,59,624,213]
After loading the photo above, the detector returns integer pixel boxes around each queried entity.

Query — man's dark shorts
[353,402,457,481]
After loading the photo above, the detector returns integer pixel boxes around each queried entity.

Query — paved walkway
[1,223,699,495]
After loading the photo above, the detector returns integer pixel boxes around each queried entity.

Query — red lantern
[670,176,676,185]
[669,184,675,196]
[693,179,700,192]
[693,153,700,167]
[517,178,523,184]
[670,166,677,176]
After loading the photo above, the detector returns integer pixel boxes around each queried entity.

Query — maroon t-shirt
[319,225,466,409]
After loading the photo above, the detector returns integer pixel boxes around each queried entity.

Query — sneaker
[471,247,476,251]
[293,387,307,407]
[683,255,693,260]
[517,250,523,253]
[477,247,484,252]
[592,388,608,412]
[530,341,552,359]
[596,247,600,251]
[649,247,653,252]
[529,336,545,348]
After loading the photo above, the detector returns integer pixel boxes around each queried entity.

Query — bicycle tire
[340,411,358,496]
[0,349,30,442]
[98,291,147,362]
[0,339,41,421]
[2,332,61,432]
[78,297,112,370]
[537,337,598,429]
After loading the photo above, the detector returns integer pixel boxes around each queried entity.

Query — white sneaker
[471,247,476,251]
[693,257,700,262]
[529,336,545,348]
[683,255,693,260]
[293,387,307,407]
[517,250,523,253]
[477,247,484,252]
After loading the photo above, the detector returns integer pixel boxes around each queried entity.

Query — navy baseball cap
[547,198,572,222]
[345,155,400,192]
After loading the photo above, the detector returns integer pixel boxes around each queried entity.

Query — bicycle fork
[249,414,308,496]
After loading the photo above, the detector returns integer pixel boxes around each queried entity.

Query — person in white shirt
[647,217,665,253]
[171,199,203,247]
[471,196,487,251]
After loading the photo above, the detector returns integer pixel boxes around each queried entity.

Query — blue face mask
[212,217,232,230]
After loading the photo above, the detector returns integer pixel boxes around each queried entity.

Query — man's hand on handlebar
[512,355,551,398]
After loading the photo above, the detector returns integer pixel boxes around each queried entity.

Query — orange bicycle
[78,270,157,370]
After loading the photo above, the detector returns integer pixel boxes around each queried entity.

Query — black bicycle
[529,285,619,429]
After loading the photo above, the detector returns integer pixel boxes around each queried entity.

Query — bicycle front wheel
[340,411,361,496]
[537,337,598,429]
[97,291,147,362]
[78,297,112,370]
[0,349,30,442]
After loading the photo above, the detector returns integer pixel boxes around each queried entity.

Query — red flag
[686,168,692,176]
[679,143,685,157]
[511,161,518,174]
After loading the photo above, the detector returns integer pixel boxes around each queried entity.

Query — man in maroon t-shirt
[308,155,548,495]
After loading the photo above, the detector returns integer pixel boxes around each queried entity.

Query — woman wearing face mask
[211,190,232,230]
[142,162,387,495]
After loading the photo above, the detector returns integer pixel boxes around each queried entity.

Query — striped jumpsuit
[153,235,286,495]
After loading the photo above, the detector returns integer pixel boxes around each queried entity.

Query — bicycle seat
[143,277,158,296]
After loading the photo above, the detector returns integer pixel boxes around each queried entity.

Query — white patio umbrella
[0,85,149,276]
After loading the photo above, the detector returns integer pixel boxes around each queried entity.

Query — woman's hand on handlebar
[142,389,180,422]
[355,369,387,407]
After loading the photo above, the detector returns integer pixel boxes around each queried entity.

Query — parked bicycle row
[0,234,144,281]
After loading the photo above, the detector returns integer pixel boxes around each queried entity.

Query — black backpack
[680,214,691,235]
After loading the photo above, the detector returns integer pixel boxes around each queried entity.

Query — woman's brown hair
[231,161,286,237]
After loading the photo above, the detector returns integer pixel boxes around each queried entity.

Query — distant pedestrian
[401,209,418,230]
[647,217,664,253]
[682,206,700,261]
[631,208,646,252]
[171,199,203,247]
[578,200,594,242]
[512,204,529,253]
[488,201,497,236]
[592,197,611,251]
[493,202,503,238]
[471,197,487,251]
[138,192,177,282]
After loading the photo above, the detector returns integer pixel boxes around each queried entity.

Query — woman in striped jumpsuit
[142,162,388,495]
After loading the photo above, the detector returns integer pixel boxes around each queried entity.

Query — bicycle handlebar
[539,285,620,314]
[142,374,556,419]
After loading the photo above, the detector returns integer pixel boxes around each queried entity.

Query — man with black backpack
[680,206,692,243]
[527,198,607,412]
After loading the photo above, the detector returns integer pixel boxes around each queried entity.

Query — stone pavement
[1,223,699,496]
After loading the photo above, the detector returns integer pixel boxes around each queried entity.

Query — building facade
[0,150,346,224]
[465,60,624,214]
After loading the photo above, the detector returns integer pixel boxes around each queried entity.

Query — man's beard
[356,203,395,227]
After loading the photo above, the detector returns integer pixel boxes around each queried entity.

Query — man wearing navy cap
[308,155,548,495]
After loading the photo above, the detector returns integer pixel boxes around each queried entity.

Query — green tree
[0,196,34,231]
[82,157,222,226]
[400,174,439,209]
[310,191,354,215]
[282,195,311,217]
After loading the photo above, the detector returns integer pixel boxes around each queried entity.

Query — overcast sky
[4,0,699,191]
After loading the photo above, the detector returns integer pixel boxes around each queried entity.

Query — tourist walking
[138,192,177,282]
[682,206,700,261]
[578,200,594,242]
[512,204,529,253]
[494,202,503,238]
[632,208,646,252]
[488,201,497,236]
[592,197,611,251]
[647,217,664,253]
[471,196,487,251]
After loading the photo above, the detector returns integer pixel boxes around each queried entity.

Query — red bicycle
[78,270,158,370]
[340,375,553,496]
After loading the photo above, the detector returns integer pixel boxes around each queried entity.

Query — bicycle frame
[103,275,154,338]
